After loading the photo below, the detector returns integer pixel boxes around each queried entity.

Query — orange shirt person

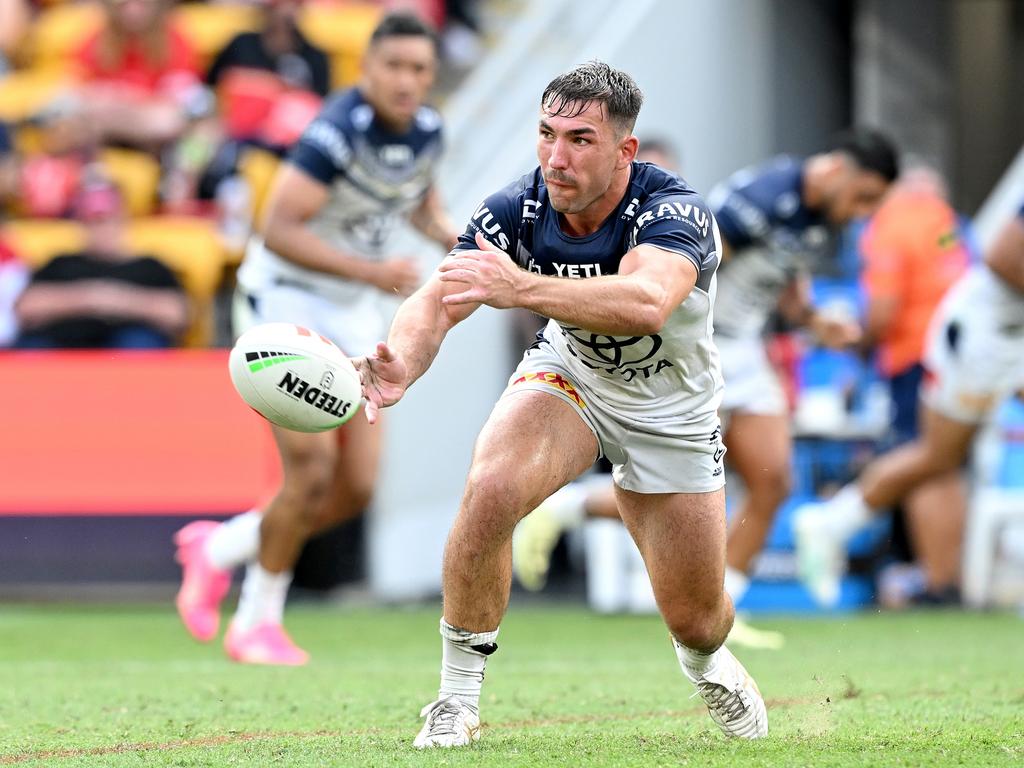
[860,168,970,436]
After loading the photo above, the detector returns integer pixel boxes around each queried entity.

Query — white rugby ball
[228,323,361,432]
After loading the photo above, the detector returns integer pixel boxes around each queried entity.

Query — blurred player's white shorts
[716,334,787,419]
[505,341,726,495]
[923,267,1024,424]
[232,282,387,358]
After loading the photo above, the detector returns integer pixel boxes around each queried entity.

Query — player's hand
[438,232,524,308]
[370,258,421,297]
[351,342,408,424]
[811,313,862,349]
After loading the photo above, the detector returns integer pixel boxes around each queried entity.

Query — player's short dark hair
[369,10,440,55]
[541,61,643,136]
[829,127,900,182]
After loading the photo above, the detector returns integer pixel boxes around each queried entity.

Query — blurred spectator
[68,0,218,209]
[858,165,972,606]
[17,101,91,218]
[0,0,31,73]
[14,170,188,348]
[199,0,329,204]
[0,120,18,209]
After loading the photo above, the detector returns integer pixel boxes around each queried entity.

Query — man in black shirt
[14,173,189,348]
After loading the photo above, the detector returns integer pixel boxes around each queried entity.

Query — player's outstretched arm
[352,269,481,423]
[440,233,695,335]
[410,186,460,251]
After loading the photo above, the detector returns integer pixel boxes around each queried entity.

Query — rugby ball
[228,323,361,432]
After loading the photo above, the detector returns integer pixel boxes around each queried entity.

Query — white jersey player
[796,201,1024,606]
[173,12,459,665]
[354,61,768,746]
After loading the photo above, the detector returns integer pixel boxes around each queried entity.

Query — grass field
[1,604,1022,766]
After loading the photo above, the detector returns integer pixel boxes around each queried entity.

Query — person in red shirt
[73,0,210,150]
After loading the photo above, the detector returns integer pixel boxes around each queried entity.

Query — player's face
[537,102,631,215]
[362,36,437,128]
[821,165,891,226]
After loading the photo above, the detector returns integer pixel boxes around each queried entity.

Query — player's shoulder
[478,168,542,218]
[312,87,367,134]
[713,154,802,198]
[630,163,713,237]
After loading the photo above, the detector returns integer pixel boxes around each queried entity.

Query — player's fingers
[438,269,477,283]
[475,231,501,252]
[364,398,379,425]
[375,342,395,362]
[438,256,477,272]
[442,289,481,305]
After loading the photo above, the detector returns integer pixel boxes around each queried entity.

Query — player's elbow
[631,287,674,335]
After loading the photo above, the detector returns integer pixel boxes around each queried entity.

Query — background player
[173,11,459,665]
[356,61,767,746]
[513,129,899,643]
[796,201,1024,606]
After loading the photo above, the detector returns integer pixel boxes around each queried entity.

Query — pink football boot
[224,621,309,666]
[174,521,231,642]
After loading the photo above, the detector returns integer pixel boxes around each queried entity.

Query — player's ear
[619,134,639,169]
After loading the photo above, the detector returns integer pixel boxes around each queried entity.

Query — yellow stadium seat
[238,147,280,235]
[172,3,261,72]
[299,3,382,88]
[127,215,226,345]
[97,148,161,218]
[0,68,73,123]
[23,2,103,70]
[3,218,86,268]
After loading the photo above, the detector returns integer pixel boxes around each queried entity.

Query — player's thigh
[919,404,978,470]
[616,485,727,611]
[723,410,792,484]
[466,389,599,519]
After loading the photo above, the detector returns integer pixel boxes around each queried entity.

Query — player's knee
[667,610,729,653]
[747,463,792,507]
[461,465,524,538]
[281,448,336,514]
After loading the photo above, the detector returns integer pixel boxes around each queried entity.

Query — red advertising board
[0,351,282,515]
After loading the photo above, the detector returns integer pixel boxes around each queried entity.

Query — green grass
[0,604,1021,766]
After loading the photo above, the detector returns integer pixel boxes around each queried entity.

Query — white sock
[724,566,750,606]
[544,483,588,528]
[438,619,498,713]
[233,563,291,632]
[205,510,261,571]
[826,484,874,542]
[672,636,720,680]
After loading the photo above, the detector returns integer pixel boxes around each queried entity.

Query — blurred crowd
[0,0,481,348]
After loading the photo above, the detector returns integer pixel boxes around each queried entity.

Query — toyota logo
[561,327,662,368]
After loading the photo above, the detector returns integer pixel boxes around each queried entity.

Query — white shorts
[923,270,1024,423]
[232,282,388,358]
[716,334,787,418]
[506,340,726,494]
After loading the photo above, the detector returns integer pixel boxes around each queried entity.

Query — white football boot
[512,500,567,591]
[413,695,481,748]
[793,502,846,608]
[680,643,768,739]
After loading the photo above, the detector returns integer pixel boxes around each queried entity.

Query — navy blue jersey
[454,162,718,292]
[238,87,444,303]
[0,122,10,155]
[707,155,830,338]
[453,162,723,416]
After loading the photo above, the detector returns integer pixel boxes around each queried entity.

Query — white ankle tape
[440,619,499,649]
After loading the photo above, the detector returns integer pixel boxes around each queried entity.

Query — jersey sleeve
[632,194,717,278]
[707,178,771,250]
[451,184,522,260]
[287,104,352,186]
